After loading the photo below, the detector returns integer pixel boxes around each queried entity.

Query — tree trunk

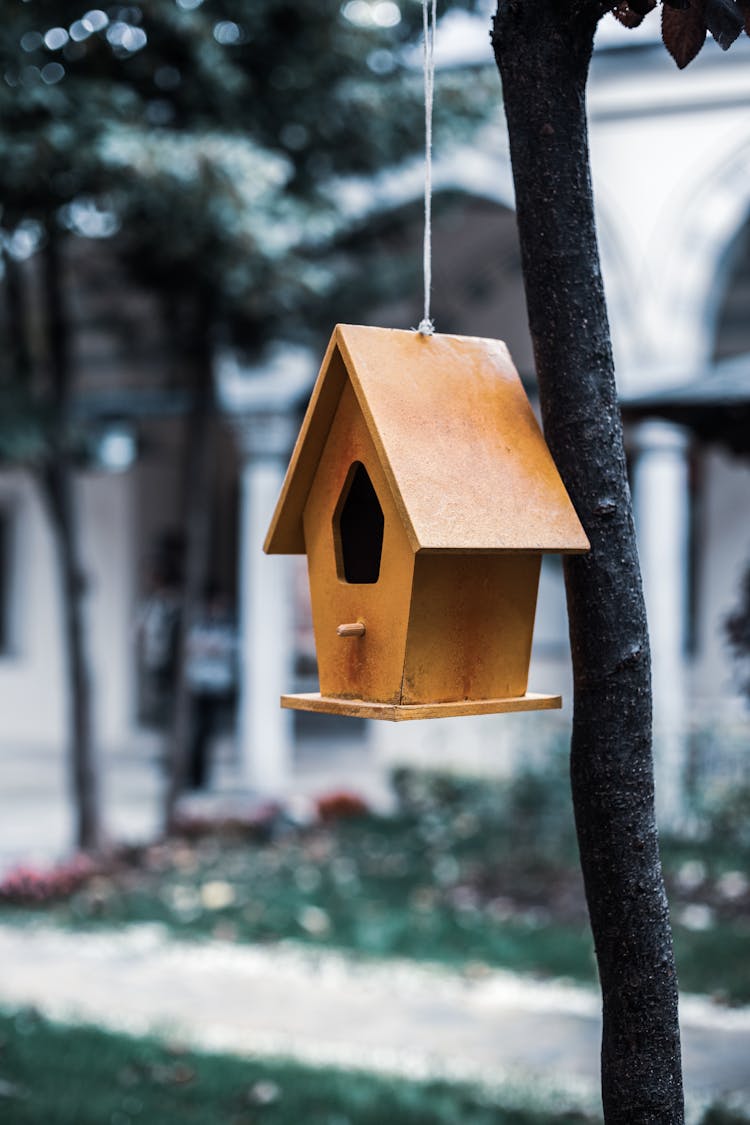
[2,247,32,386]
[492,4,684,1121]
[163,302,215,833]
[39,230,102,853]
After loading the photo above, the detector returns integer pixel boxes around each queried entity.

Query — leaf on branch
[612,2,647,27]
[704,0,745,46]
[738,0,750,34]
[662,0,707,67]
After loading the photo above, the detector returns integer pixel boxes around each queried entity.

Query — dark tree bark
[492,3,683,1121]
[38,229,102,853]
[2,247,32,386]
[163,299,216,833]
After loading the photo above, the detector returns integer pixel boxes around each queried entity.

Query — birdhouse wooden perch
[264,325,589,720]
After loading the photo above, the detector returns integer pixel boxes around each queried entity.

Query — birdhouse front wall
[401,554,542,705]
[302,379,415,704]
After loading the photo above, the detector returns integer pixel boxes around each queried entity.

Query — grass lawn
[0,1009,601,1125]
[2,766,750,1002]
[2,1010,748,1125]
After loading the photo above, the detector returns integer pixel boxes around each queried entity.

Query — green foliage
[703,782,750,851]
[98,127,324,311]
[391,753,580,865]
[703,1109,750,1125]
[15,810,593,981]
[0,0,494,353]
[2,759,750,998]
[670,923,750,1004]
[1,762,597,982]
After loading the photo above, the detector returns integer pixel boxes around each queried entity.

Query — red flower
[315,791,370,822]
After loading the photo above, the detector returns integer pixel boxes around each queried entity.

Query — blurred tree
[0,0,492,836]
[491,1,749,1121]
[727,561,750,700]
[0,0,134,852]
[99,130,315,827]
[97,0,490,826]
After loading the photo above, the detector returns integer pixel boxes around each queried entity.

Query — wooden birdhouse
[264,325,589,720]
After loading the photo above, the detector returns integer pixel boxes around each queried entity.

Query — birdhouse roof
[264,324,589,555]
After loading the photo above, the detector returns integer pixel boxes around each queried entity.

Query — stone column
[235,411,298,794]
[632,420,691,829]
[220,345,314,795]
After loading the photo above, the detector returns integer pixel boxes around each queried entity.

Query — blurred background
[0,2,749,1122]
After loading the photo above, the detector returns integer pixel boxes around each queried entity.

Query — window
[334,462,384,584]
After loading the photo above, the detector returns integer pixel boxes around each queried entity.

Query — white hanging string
[417,0,436,337]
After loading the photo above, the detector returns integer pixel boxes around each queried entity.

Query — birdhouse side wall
[400,554,542,705]
[303,380,415,703]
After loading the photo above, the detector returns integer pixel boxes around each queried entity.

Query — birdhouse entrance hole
[334,461,384,584]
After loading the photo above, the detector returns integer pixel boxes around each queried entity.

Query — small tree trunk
[2,246,32,386]
[492,4,683,1121]
[163,302,215,833]
[39,230,102,853]
[41,461,101,852]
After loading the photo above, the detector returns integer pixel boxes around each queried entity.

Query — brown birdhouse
[264,325,589,720]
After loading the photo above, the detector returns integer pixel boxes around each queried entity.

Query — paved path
[1,922,749,1117]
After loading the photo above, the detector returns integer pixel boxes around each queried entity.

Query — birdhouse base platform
[281,692,562,721]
